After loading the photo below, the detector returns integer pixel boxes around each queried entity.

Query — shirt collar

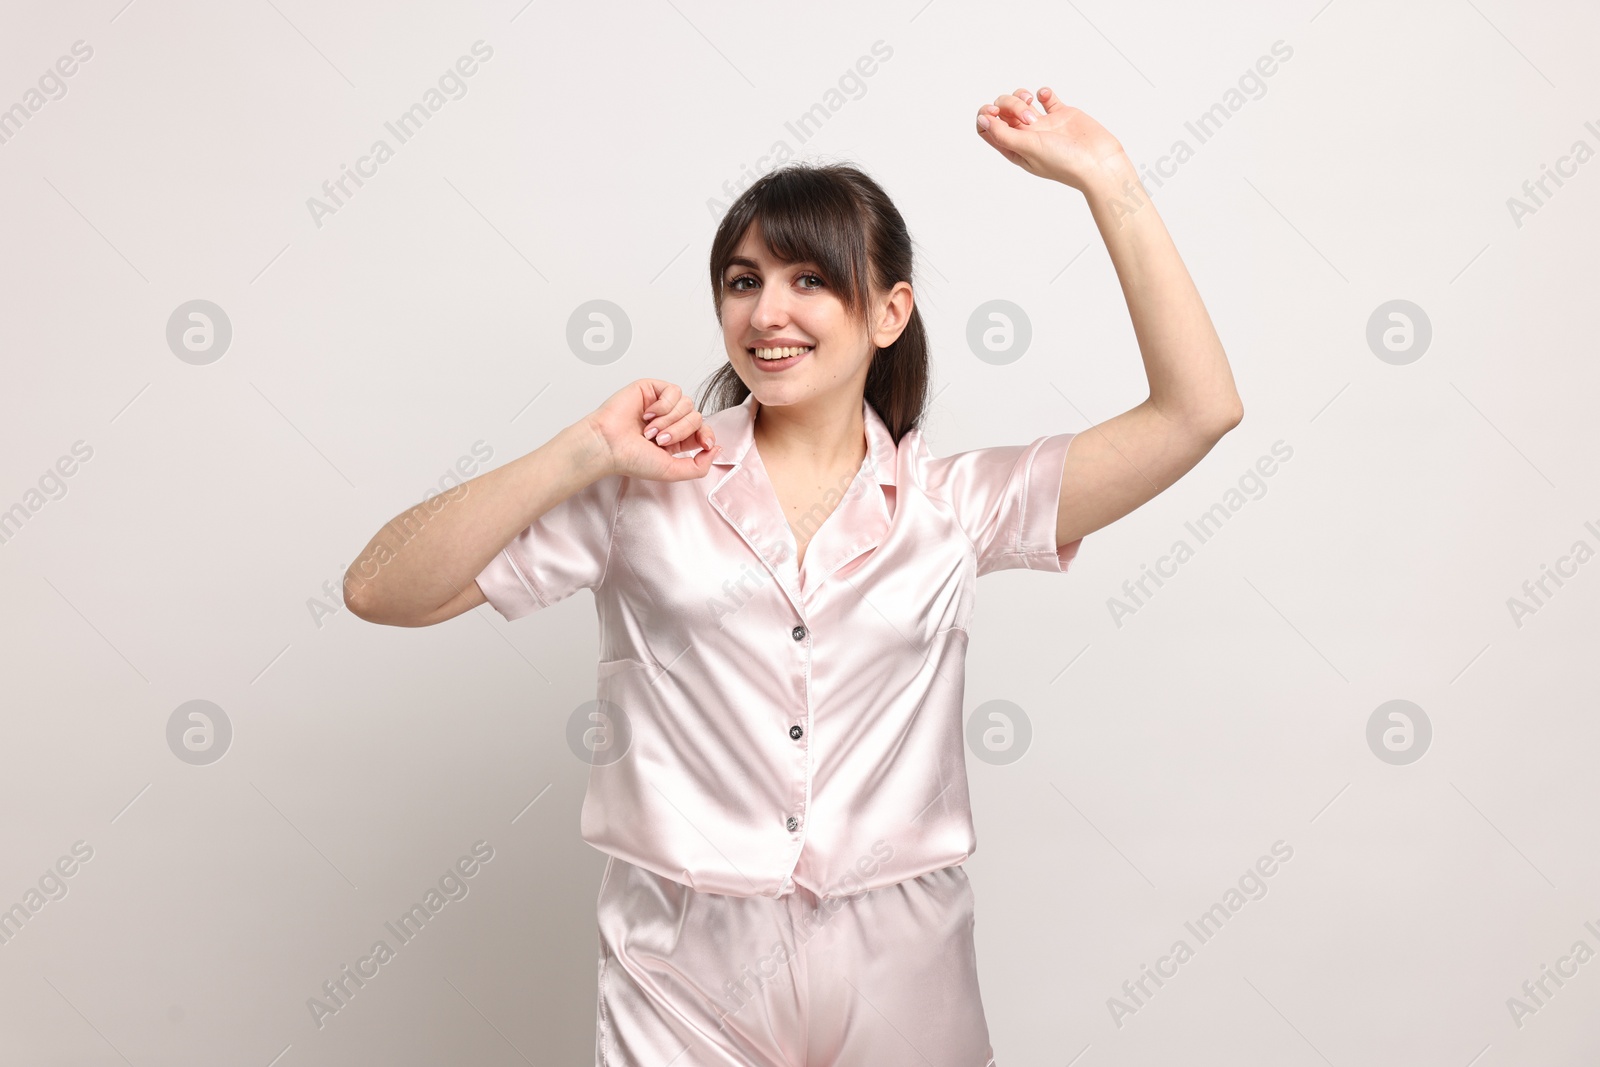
[708,392,898,489]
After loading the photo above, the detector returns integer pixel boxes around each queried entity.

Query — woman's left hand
[975,87,1130,192]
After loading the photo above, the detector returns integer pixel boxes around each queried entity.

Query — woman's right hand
[581,379,722,482]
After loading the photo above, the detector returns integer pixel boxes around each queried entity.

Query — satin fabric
[476,393,1081,898]
[594,853,996,1067]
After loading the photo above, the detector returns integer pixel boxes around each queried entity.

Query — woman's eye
[727,271,823,292]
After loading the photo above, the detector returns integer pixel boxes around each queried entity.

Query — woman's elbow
[342,567,391,625]
[1217,399,1244,434]
[1198,397,1243,440]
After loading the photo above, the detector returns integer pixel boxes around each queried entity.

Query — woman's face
[719,223,905,410]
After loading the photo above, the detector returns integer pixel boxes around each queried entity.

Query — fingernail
[977,114,991,131]
[1024,109,1038,123]
[658,432,672,445]
[644,426,659,439]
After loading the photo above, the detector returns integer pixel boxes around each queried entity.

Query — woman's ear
[870,281,914,349]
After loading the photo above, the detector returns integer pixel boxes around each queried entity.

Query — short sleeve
[474,474,624,621]
[930,432,1081,577]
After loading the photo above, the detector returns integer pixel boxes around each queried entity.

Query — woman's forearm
[1079,153,1243,431]
[344,417,611,626]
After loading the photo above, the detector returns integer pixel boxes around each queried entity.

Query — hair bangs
[711,169,871,323]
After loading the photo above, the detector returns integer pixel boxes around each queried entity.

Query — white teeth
[752,345,812,360]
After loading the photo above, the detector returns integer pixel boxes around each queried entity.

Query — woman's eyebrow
[724,256,817,273]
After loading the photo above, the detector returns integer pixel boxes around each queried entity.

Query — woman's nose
[750,286,788,327]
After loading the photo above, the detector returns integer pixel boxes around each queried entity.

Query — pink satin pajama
[594,854,997,1066]
[475,393,1083,1065]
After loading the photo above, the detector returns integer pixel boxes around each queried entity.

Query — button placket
[786,619,810,847]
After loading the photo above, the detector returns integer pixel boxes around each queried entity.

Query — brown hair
[698,161,930,443]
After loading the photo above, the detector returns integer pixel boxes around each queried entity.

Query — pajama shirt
[475,392,1082,1065]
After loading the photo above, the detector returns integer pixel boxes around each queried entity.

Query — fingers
[640,396,684,438]
[989,95,1029,126]
[640,381,682,428]
[983,86,1061,129]
[977,103,1017,141]
[651,406,705,451]
[976,103,1021,153]
[661,426,723,481]
[642,395,689,440]
[992,90,1040,126]
[688,426,722,471]
[1036,85,1065,113]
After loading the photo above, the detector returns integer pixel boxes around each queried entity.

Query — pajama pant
[593,854,997,1066]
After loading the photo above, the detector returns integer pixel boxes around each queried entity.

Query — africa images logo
[304,41,494,228]
[305,841,496,1029]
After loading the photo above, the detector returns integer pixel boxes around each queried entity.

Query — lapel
[706,394,898,615]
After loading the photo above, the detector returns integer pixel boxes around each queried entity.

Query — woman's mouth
[749,345,812,371]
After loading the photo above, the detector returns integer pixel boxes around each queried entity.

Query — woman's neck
[752,395,867,478]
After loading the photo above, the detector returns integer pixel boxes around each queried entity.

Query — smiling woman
[348,86,1241,1065]
[699,162,932,442]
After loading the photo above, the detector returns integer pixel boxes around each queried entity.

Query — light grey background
[2,0,1597,1063]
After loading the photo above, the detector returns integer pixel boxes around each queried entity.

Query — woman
[346,87,1242,1066]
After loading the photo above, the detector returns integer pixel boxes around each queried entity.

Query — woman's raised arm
[976,86,1244,548]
